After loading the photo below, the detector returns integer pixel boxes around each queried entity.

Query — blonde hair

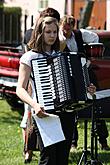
[60,15,75,27]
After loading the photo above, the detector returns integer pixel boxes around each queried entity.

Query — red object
[84,43,104,57]
[0,56,20,69]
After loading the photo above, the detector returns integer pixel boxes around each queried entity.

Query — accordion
[31,52,90,112]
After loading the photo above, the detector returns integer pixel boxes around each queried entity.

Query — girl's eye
[45,30,51,34]
[45,30,57,34]
[53,30,57,34]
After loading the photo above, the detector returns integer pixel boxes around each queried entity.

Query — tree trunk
[78,0,95,28]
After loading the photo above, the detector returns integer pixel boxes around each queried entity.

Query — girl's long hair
[27,17,60,53]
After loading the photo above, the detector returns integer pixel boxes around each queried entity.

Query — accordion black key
[31,52,90,112]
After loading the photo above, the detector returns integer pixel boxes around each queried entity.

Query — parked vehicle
[0,30,110,109]
[0,44,23,109]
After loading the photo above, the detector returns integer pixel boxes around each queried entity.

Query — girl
[21,8,61,163]
[16,16,96,165]
[16,16,73,165]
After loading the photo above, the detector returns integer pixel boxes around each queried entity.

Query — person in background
[21,7,61,163]
[16,15,96,165]
[59,15,109,151]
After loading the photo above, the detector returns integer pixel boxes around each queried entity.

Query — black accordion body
[31,52,90,112]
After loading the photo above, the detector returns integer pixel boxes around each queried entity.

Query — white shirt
[59,28,99,52]
[20,50,57,102]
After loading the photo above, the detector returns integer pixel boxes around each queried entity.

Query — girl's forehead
[44,22,58,29]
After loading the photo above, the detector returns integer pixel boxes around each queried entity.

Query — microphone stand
[86,94,103,165]
[77,57,103,164]
[77,119,90,165]
[78,94,103,165]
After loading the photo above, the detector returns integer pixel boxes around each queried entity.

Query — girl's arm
[16,63,48,118]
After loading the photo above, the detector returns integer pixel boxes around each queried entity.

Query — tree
[78,0,95,28]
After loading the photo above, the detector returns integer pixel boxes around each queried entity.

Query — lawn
[0,98,110,165]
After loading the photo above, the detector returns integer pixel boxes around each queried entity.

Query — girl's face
[43,22,58,50]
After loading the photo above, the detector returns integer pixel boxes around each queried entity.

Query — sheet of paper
[95,89,110,99]
[33,114,65,147]
[87,89,110,100]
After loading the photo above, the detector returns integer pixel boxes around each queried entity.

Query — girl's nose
[50,32,54,37]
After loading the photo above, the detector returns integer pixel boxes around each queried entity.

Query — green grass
[0,98,110,165]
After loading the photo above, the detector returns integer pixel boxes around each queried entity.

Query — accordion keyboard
[31,58,55,111]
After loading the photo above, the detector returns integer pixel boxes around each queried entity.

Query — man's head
[40,7,60,22]
[32,8,60,29]
[60,15,75,38]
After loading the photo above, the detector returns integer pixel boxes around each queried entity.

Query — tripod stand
[86,95,103,165]
[78,95,103,165]
[77,119,90,165]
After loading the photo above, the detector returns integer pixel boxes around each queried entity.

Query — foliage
[0,6,21,14]
[0,99,110,165]
[0,6,22,44]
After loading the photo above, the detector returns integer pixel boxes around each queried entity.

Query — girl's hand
[87,83,96,96]
[33,102,49,118]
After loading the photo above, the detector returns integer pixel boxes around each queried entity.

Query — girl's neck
[45,45,52,53]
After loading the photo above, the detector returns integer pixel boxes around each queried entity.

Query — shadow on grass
[0,106,22,125]
[69,150,110,165]
[0,115,21,125]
